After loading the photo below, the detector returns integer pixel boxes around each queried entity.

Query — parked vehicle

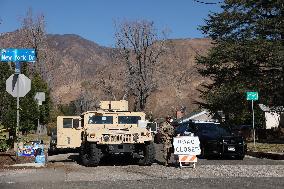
[175,121,247,159]
[49,100,156,166]
[230,125,253,140]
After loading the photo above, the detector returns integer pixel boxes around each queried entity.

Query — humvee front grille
[110,134,132,142]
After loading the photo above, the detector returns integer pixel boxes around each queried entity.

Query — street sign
[34,92,45,105]
[1,49,36,155]
[34,92,46,102]
[246,91,259,101]
[173,136,201,155]
[1,48,36,62]
[6,74,31,97]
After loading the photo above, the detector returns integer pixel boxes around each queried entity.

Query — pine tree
[0,64,15,132]
[197,0,284,125]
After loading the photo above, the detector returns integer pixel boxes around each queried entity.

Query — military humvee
[51,100,155,166]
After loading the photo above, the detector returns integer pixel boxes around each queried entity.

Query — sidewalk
[9,162,45,168]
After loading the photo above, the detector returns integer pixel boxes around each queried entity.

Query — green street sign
[246,92,259,101]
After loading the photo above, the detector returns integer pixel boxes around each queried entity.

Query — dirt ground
[0,151,34,169]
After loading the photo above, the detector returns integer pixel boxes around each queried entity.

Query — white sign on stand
[34,92,45,103]
[173,136,201,155]
[173,135,201,168]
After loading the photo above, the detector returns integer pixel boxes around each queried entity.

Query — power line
[193,0,223,5]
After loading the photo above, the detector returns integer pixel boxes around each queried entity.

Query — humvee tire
[80,142,102,166]
[138,142,155,165]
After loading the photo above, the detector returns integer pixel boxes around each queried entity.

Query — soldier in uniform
[160,116,175,166]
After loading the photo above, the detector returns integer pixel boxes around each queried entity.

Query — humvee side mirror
[146,122,157,133]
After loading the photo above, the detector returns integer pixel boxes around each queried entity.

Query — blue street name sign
[1,48,36,62]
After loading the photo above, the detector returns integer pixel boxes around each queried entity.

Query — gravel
[1,160,283,183]
[0,144,284,188]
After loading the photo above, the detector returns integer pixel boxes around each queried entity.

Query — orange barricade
[177,155,197,168]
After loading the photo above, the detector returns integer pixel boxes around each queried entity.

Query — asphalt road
[0,144,283,189]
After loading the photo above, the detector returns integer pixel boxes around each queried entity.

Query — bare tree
[75,81,100,113]
[96,73,118,101]
[115,20,167,111]
[20,8,48,78]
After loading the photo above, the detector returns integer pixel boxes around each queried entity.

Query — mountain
[0,32,212,117]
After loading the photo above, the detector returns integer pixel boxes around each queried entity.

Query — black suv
[175,121,247,159]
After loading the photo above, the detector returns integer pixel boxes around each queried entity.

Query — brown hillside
[0,32,212,117]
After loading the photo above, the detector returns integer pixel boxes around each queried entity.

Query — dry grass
[247,142,284,153]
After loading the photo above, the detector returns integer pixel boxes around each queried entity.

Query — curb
[247,151,284,160]
[6,163,45,168]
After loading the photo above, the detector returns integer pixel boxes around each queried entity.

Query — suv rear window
[175,122,231,137]
[88,116,113,124]
[118,116,141,124]
[194,123,231,136]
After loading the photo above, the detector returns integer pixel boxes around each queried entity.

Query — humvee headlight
[103,135,110,142]
[90,133,96,138]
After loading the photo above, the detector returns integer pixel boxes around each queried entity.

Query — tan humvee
[51,100,156,166]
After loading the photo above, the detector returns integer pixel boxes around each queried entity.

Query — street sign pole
[37,103,40,141]
[252,100,255,147]
[246,91,258,148]
[16,63,20,162]
[34,92,45,141]
[15,61,21,74]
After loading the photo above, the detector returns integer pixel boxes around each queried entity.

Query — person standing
[160,116,174,166]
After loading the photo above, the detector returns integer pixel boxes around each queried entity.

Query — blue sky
[0,0,222,47]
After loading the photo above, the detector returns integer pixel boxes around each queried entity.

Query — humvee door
[56,116,82,149]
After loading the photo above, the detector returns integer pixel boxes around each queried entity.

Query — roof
[258,104,284,112]
[176,110,210,123]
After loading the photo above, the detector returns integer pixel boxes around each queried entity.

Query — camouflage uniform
[160,121,174,166]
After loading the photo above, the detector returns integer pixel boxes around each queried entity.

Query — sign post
[246,91,259,147]
[34,92,46,140]
[1,48,36,161]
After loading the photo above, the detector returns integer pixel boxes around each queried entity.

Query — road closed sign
[173,136,201,155]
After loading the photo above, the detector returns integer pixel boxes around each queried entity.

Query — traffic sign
[6,74,31,97]
[1,48,36,62]
[173,136,201,155]
[246,91,258,101]
[34,92,46,105]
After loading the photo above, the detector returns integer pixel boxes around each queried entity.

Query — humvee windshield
[88,115,113,124]
[118,116,141,124]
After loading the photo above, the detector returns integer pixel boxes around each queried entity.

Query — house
[258,104,284,129]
